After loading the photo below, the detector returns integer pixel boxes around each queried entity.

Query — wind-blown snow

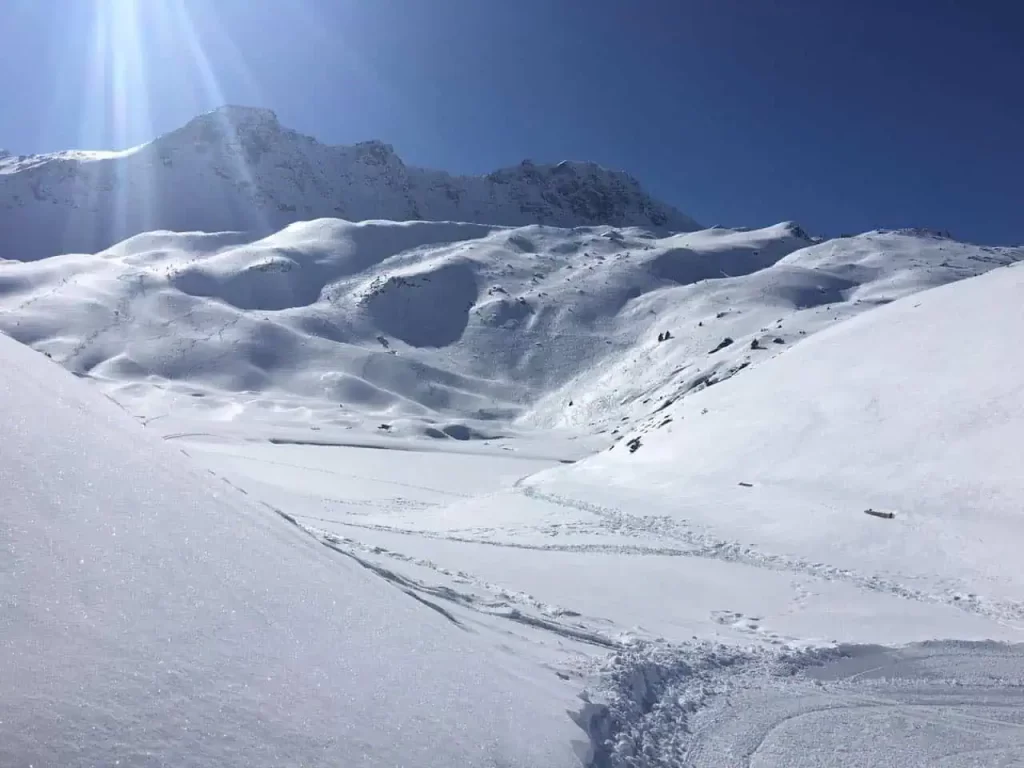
[0,331,584,767]
[0,105,699,261]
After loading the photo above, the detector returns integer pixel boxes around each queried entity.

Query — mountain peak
[0,107,700,260]
[164,105,284,147]
[196,104,281,128]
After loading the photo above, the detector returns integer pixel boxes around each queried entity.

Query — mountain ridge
[1,216,1018,440]
[0,105,699,261]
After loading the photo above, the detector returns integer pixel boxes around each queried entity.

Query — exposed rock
[709,337,734,354]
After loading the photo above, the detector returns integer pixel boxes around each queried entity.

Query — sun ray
[166,0,271,234]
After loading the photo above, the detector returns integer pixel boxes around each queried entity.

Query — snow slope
[527,226,1024,430]
[0,105,699,261]
[0,219,1017,442]
[0,331,586,767]
[553,259,1024,625]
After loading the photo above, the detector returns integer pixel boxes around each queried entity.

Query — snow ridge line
[515,480,1024,627]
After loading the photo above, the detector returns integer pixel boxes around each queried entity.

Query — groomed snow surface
[2,213,1024,766]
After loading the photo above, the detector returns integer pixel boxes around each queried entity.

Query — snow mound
[564,260,1024,614]
[0,332,583,766]
[0,105,699,261]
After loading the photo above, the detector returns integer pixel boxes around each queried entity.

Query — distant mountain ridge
[0,105,699,261]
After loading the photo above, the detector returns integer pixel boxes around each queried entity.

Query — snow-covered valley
[2,108,1023,766]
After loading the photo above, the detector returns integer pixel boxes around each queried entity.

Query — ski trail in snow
[262,502,623,650]
[514,480,1024,628]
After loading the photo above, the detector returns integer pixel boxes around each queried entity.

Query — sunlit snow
[2,109,1023,766]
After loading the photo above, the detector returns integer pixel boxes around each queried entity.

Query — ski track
[253,463,1024,650]
[268,505,623,650]
[515,480,1024,628]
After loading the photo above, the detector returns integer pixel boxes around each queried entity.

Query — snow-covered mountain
[5,107,1024,766]
[0,105,699,261]
[0,218,1018,442]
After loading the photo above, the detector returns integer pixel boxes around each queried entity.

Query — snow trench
[575,640,1024,767]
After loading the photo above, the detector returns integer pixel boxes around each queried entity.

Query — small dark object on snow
[738,481,753,488]
[626,436,642,453]
[773,337,785,344]
[864,508,895,520]
[568,400,573,407]
[709,337,734,354]
[664,330,672,340]
[751,339,763,350]
[378,423,392,431]
[657,332,665,342]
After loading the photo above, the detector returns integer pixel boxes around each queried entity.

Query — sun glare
[82,0,271,238]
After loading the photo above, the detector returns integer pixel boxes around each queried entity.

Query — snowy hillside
[0,328,586,767]
[0,105,699,261]
[556,259,1024,624]
[0,219,1018,443]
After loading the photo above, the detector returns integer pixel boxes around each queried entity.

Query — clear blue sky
[4,0,1022,243]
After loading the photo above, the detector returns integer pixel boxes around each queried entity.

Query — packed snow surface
[2,155,1024,765]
